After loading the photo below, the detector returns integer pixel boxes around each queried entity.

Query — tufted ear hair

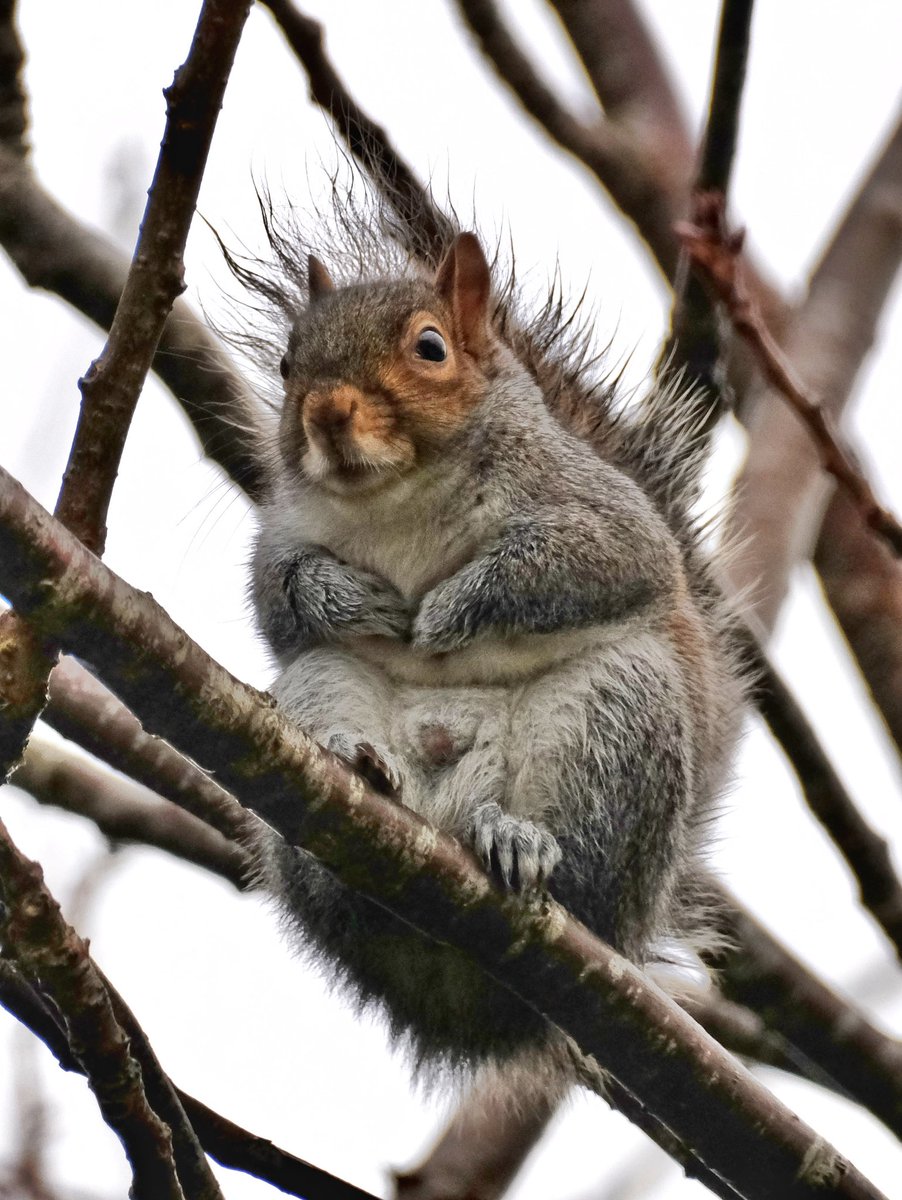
[307,254,335,301]
[435,233,491,353]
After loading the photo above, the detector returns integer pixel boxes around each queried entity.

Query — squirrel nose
[304,387,358,434]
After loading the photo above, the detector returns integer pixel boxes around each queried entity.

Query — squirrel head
[277,233,496,494]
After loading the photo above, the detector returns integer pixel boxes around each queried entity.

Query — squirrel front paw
[466,802,561,891]
[326,731,403,799]
[354,573,413,641]
[411,590,470,653]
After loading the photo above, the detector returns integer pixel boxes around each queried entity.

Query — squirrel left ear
[308,254,335,302]
[435,233,491,353]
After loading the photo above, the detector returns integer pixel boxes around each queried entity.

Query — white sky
[2,2,902,1197]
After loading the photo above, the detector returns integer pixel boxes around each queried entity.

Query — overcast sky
[2,3,902,1197]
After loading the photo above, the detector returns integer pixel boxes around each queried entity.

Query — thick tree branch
[0,469,891,1199]
[9,733,251,889]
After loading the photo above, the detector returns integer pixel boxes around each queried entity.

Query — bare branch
[0,468,891,1199]
[44,655,251,844]
[679,192,902,558]
[740,633,902,963]
[395,1083,556,1200]
[10,733,251,889]
[0,819,186,1199]
[454,0,683,280]
[261,0,454,265]
[0,10,268,502]
[723,110,902,630]
[54,1,251,555]
[719,894,902,1142]
[0,962,380,1200]
[666,0,754,422]
[814,489,902,760]
[0,0,254,785]
[548,0,692,151]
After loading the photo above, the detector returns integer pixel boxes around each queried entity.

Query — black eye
[279,353,291,380]
[415,328,447,362]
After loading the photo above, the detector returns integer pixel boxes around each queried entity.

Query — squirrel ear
[307,254,335,302]
[435,233,491,352]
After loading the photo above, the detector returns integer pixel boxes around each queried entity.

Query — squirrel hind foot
[467,802,562,891]
[326,731,403,799]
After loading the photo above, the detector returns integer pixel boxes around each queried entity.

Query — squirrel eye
[279,353,291,380]
[415,328,447,362]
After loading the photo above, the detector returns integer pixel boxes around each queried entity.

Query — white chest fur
[280,467,493,600]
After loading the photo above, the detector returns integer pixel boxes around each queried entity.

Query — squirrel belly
[248,229,744,1075]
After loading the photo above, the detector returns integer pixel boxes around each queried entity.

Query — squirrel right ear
[435,233,491,353]
[308,254,335,302]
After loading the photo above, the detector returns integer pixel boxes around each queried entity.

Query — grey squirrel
[249,225,744,1073]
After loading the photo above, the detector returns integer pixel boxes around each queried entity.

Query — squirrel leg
[505,634,695,959]
[272,647,405,800]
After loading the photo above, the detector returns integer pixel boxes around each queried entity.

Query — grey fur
[248,230,745,1078]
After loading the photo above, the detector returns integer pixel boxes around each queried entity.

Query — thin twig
[679,191,902,557]
[262,0,454,266]
[665,0,755,424]
[0,464,890,1200]
[739,630,902,963]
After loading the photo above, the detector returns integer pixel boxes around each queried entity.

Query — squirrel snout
[304,386,359,435]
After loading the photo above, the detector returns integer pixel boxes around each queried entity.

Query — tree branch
[9,733,251,889]
[261,0,454,266]
[0,960,380,1200]
[813,489,902,760]
[0,4,268,503]
[43,655,252,843]
[723,108,902,630]
[0,468,891,1199]
[0,819,187,1199]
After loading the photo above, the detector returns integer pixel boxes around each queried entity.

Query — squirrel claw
[466,802,561,891]
[327,732,403,799]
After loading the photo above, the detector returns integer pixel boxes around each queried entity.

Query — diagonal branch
[723,108,902,630]
[680,192,902,558]
[43,655,251,843]
[0,3,268,503]
[0,468,891,1200]
[0,0,253,784]
[454,0,684,280]
[261,0,454,266]
[9,732,251,889]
